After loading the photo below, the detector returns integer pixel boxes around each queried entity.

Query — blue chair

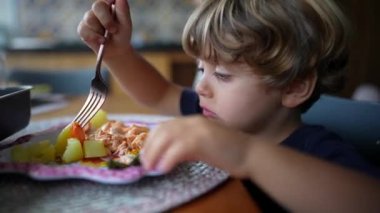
[9,68,110,95]
[302,95,380,165]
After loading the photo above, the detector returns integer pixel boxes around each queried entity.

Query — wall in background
[337,0,380,97]
[1,0,195,44]
[0,0,15,28]
[0,0,16,47]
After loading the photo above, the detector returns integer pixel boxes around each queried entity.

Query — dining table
[0,93,261,213]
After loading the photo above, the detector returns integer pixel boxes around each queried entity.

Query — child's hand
[77,0,133,58]
[141,116,253,178]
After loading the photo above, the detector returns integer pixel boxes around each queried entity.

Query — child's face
[195,60,285,133]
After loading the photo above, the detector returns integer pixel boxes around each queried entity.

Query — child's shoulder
[282,124,380,179]
[282,125,346,157]
[180,89,201,115]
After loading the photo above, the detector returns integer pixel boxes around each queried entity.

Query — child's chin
[203,114,218,120]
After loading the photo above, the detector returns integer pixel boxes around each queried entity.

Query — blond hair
[182,0,349,111]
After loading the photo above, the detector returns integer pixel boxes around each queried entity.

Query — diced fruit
[56,122,87,157]
[71,122,86,142]
[83,140,107,158]
[90,109,108,129]
[11,140,56,164]
[29,140,56,163]
[62,138,84,163]
[40,144,56,163]
[55,124,72,157]
[11,145,29,163]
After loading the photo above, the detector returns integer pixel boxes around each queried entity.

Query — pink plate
[0,115,170,184]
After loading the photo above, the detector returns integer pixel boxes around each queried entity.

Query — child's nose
[195,76,212,98]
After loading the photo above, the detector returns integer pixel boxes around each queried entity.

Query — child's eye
[214,72,231,81]
[197,67,205,73]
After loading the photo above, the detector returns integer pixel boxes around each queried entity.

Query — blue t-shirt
[180,89,380,177]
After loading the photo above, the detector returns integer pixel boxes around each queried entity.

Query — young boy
[78,0,380,211]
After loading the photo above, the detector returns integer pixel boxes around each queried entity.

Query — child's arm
[103,46,183,115]
[141,116,380,212]
[77,0,182,115]
[246,141,380,212]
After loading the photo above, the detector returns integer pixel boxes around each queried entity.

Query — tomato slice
[70,122,86,143]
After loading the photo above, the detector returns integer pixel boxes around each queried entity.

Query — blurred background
[0,0,194,47]
[0,0,198,99]
[0,0,379,101]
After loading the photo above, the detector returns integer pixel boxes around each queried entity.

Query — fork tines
[73,81,107,128]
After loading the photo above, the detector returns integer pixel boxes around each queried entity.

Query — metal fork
[72,6,115,128]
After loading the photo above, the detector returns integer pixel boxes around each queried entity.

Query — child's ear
[282,72,317,108]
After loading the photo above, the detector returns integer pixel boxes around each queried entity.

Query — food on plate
[56,109,108,157]
[107,155,141,169]
[90,109,108,129]
[83,140,108,158]
[55,124,72,157]
[10,110,149,168]
[29,140,56,163]
[62,138,84,163]
[71,122,86,142]
[10,146,29,163]
[11,140,56,164]
[89,120,149,165]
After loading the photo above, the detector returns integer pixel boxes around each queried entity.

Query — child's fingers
[92,0,117,33]
[82,10,105,35]
[141,127,172,171]
[154,145,187,173]
[77,21,104,47]
[114,0,132,28]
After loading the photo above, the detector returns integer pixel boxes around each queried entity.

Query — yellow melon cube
[11,145,30,163]
[29,140,56,163]
[83,140,107,158]
[55,124,72,157]
[62,138,84,163]
[90,109,108,129]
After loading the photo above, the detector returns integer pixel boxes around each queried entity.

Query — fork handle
[95,4,115,74]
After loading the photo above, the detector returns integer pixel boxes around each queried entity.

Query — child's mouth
[202,107,217,118]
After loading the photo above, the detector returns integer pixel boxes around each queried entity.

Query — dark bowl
[0,86,32,141]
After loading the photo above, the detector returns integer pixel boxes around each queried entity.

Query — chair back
[302,95,380,165]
